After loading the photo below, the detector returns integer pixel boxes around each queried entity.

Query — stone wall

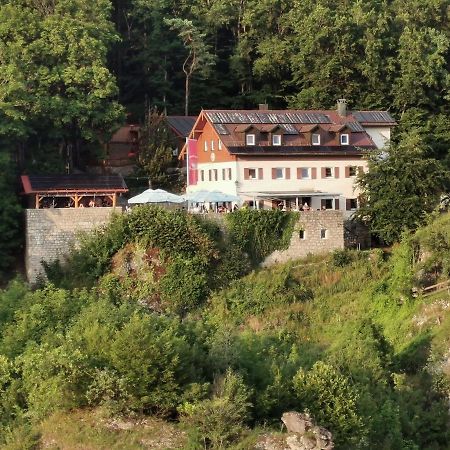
[262,210,344,267]
[25,208,120,283]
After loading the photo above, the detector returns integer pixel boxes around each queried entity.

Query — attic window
[340,134,349,145]
[246,134,255,146]
[312,133,320,145]
[272,134,281,146]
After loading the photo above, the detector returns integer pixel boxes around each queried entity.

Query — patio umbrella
[185,190,240,203]
[128,188,185,204]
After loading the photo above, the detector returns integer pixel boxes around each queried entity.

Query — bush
[331,249,354,267]
[293,361,367,448]
[180,369,252,449]
[225,210,297,263]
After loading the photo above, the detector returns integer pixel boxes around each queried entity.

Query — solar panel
[213,124,229,135]
[353,111,395,123]
[28,174,127,191]
[280,123,299,135]
[206,110,332,124]
[346,122,365,132]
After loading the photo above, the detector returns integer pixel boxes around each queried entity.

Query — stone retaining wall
[25,208,120,283]
[262,210,344,267]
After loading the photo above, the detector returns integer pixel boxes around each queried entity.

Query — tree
[356,132,450,244]
[0,153,22,277]
[0,0,124,170]
[136,109,180,190]
[165,18,215,116]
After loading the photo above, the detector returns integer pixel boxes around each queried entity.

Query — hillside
[1,207,450,449]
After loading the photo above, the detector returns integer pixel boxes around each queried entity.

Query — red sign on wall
[187,139,198,185]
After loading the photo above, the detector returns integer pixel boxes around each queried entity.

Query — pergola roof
[21,174,128,194]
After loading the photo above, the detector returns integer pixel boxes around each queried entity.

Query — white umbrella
[128,188,185,204]
[185,190,240,203]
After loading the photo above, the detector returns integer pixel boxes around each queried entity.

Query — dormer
[235,124,258,146]
[259,124,283,146]
[299,124,321,145]
[328,124,352,145]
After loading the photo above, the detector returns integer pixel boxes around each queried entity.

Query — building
[181,100,396,215]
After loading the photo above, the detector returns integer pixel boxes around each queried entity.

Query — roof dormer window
[272,134,281,146]
[340,134,349,145]
[312,133,321,145]
[246,134,255,146]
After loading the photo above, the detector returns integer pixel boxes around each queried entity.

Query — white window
[248,168,257,179]
[325,167,333,178]
[227,168,232,180]
[312,133,320,145]
[211,140,215,151]
[340,134,349,145]
[272,134,281,146]
[246,134,255,146]
[204,141,208,152]
[218,140,222,150]
[320,229,328,239]
[275,168,284,179]
[349,166,357,177]
[301,167,311,179]
[299,230,306,240]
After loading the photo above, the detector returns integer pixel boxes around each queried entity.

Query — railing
[412,279,450,298]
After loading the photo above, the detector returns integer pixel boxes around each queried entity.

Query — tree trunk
[185,75,190,116]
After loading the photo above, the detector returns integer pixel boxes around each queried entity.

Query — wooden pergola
[21,174,128,209]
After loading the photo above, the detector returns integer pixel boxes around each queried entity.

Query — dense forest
[0,207,450,449]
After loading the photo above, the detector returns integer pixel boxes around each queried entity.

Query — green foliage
[160,256,209,314]
[136,109,181,191]
[0,0,124,170]
[180,368,252,449]
[225,210,297,263]
[293,361,366,448]
[0,153,22,277]
[357,133,450,244]
[330,249,354,268]
[208,265,312,323]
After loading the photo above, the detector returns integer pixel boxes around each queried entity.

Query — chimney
[337,99,348,117]
[258,103,269,111]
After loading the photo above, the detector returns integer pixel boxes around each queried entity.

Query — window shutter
[297,168,302,179]
[334,167,339,178]
[345,166,350,178]
[312,168,317,179]
[358,166,364,175]
[272,168,277,179]
[321,199,326,209]
[335,199,340,210]
[286,168,291,179]
[346,199,351,210]
[258,168,263,179]
[321,167,326,178]
[244,168,249,180]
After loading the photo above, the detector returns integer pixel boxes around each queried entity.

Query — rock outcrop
[255,412,334,450]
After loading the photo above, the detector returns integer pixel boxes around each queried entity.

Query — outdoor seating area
[21,174,128,209]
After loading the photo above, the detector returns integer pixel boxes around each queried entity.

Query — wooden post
[74,194,79,208]
[112,193,117,208]
[35,194,40,209]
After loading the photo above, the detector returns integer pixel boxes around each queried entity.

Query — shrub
[180,369,252,449]
[331,249,354,267]
[225,210,297,264]
[293,361,367,448]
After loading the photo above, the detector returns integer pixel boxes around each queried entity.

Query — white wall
[187,161,239,195]
[364,126,391,149]
[237,158,366,199]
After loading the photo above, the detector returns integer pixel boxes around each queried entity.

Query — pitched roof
[166,116,197,138]
[21,174,128,194]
